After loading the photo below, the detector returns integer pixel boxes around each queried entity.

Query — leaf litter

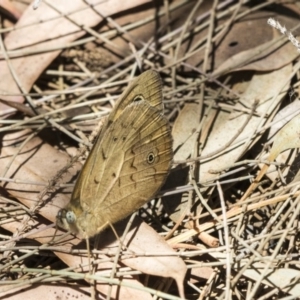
[1,1,300,299]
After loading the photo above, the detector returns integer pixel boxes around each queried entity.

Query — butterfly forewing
[106,70,163,124]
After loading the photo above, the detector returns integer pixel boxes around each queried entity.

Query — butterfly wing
[72,70,164,206]
[72,100,172,235]
[105,70,163,125]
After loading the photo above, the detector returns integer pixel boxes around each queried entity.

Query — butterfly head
[56,207,80,235]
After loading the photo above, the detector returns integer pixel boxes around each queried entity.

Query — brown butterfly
[56,70,173,238]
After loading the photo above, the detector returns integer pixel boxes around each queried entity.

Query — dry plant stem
[106,213,137,300]
[76,67,133,110]
[210,158,283,174]
[283,273,300,297]
[0,98,102,145]
[198,231,219,248]
[199,270,218,300]
[0,98,38,116]
[277,166,286,185]
[190,71,206,223]
[183,247,292,264]
[211,0,243,48]
[196,85,205,153]
[0,7,152,58]
[234,204,251,257]
[202,0,217,73]
[195,79,229,155]
[231,191,300,290]
[217,181,231,300]
[0,274,55,295]
[258,190,299,253]
[208,100,260,116]
[164,0,175,93]
[8,268,183,300]
[54,72,136,150]
[231,231,263,261]
[28,76,97,109]
[172,0,203,86]
[214,2,300,74]
[257,289,280,300]
[0,103,92,144]
[129,43,142,70]
[240,162,279,204]
[0,197,31,214]
[73,58,94,77]
[0,35,95,58]
[187,167,197,225]
[247,196,300,299]
[168,189,300,245]
[197,99,215,154]
[72,78,122,106]
[1,77,134,97]
[186,280,201,296]
[192,180,221,224]
[164,205,189,241]
[0,0,275,92]
[58,64,65,101]
[0,224,56,250]
[0,236,54,272]
[84,237,96,300]
[180,62,241,99]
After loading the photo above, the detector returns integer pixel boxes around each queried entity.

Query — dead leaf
[173,103,201,161]
[0,0,22,20]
